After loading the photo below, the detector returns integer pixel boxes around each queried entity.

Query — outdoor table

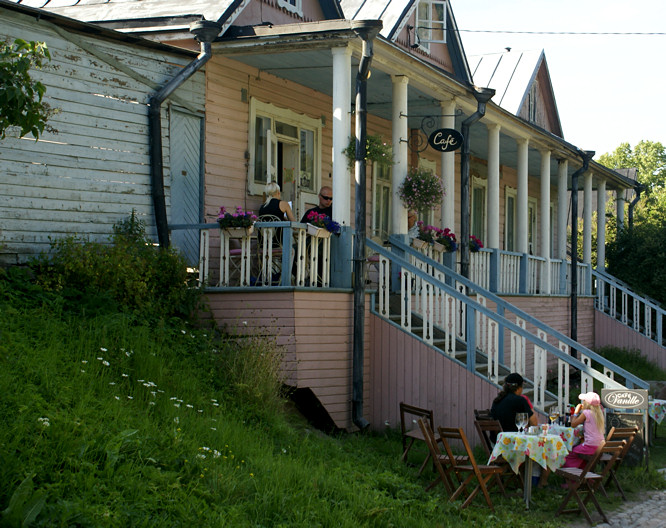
[649,399,666,424]
[488,431,570,509]
[547,424,583,451]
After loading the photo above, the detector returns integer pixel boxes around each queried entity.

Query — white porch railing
[372,237,648,416]
[593,269,666,347]
[173,221,332,288]
[499,251,521,293]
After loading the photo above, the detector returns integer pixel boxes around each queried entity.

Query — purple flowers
[417,222,457,252]
[469,235,484,252]
[306,210,341,234]
[217,206,257,228]
[398,167,445,212]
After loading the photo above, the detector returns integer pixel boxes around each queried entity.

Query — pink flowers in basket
[469,235,484,252]
[416,222,457,252]
[217,206,257,228]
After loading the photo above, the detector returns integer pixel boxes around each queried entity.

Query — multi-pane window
[471,177,487,242]
[416,0,447,52]
[248,99,321,201]
[372,163,392,240]
[504,186,538,253]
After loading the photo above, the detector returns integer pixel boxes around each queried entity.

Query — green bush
[29,212,202,322]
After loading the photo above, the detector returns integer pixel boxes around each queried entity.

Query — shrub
[30,211,201,322]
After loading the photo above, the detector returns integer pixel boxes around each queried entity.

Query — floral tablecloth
[649,399,666,424]
[488,432,570,474]
[547,425,584,451]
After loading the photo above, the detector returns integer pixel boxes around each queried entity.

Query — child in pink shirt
[563,392,605,469]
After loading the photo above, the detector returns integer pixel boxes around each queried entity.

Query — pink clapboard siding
[204,290,371,430]
[595,310,666,371]
[369,314,497,447]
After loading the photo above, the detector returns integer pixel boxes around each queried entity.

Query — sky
[450,0,666,159]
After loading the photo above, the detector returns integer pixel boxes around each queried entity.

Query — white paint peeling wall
[0,7,205,265]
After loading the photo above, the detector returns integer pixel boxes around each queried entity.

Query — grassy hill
[2,224,664,527]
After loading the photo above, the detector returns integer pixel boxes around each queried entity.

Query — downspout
[351,20,382,431]
[460,86,495,279]
[148,20,221,248]
[628,183,643,230]
[569,149,594,357]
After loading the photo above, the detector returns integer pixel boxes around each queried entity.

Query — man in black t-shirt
[300,185,332,223]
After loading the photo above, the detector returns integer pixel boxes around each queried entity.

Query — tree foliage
[0,38,54,140]
[600,141,666,305]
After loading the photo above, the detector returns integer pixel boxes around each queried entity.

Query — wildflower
[186,404,193,409]
[100,347,107,352]
[174,403,180,408]
[149,402,156,406]
[181,330,186,334]
[122,373,129,378]
[115,396,120,400]
[97,357,103,361]
[81,360,88,364]
[250,473,254,477]
[211,427,217,431]
[102,360,110,366]
[127,396,133,399]
[109,382,116,386]
[81,369,86,373]
[37,417,50,427]
[174,417,179,424]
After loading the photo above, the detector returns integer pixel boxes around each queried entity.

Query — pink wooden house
[9,0,660,439]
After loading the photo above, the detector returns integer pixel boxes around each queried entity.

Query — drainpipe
[351,20,381,431]
[149,19,221,248]
[460,86,495,279]
[569,150,594,357]
[628,183,643,230]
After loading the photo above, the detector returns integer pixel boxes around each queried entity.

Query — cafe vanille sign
[428,128,463,152]
[600,388,648,410]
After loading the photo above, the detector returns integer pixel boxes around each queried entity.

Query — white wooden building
[0,2,205,265]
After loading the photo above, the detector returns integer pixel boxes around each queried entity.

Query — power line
[458,29,666,36]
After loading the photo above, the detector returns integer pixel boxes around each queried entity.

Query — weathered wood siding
[369,314,497,447]
[0,7,204,264]
[204,289,371,429]
[595,311,666,371]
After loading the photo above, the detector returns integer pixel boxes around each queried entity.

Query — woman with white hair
[258,182,295,221]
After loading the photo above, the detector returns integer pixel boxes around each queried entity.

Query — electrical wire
[458,29,666,36]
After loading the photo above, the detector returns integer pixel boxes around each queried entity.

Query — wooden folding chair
[417,418,467,494]
[437,426,506,510]
[400,402,438,475]
[603,426,638,500]
[474,408,493,420]
[474,418,521,492]
[554,441,625,525]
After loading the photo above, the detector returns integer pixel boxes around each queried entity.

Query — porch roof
[212,23,636,192]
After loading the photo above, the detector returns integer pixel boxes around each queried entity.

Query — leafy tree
[600,141,666,304]
[0,38,54,140]
[598,140,666,218]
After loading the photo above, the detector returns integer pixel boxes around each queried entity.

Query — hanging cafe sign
[427,128,463,152]
[400,111,464,153]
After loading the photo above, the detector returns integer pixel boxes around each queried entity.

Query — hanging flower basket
[343,134,394,169]
[398,167,445,214]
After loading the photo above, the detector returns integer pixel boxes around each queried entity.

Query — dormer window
[278,0,303,17]
[416,0,447,52]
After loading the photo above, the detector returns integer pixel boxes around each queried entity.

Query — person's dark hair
[492,372,524,405]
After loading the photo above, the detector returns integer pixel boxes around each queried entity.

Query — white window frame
[505,186,516,252]
[416,0,448,53]
[247,98,321,196]
[471,176,487,242]
[277,0,303,17]
[528,196,538,255]
[372,162,392,240]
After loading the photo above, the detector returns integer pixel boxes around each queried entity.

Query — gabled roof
[468,48,562,136]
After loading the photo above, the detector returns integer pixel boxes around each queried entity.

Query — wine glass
[515,412,527,433]
[549,410,559,428]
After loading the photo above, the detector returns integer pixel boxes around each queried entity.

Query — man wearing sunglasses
[300,185,333,223]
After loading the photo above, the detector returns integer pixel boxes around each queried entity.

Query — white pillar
[539,149,551,258]
[557,159,568,260]
[597,177,606,270]
[517,138,529,254]
[616,191,625,229]
[441,99,456,230]
[331,47,352,225]
[583,172,593,264]
[391,75,409,234]
[487,124,501,249]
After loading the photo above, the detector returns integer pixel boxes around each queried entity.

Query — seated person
[490,372,538,432]
[300,185,332,222]
[259,182,295,221]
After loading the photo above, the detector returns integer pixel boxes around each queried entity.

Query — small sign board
[601,388,648,410]
[428,128,463,152]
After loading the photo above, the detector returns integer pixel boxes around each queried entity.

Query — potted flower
[217,206,257,237]
[398,166,445,215]
[435,227,457,253]
[413,221,436,249]
[343,134,394,169]
[469,235,484,252]
[305,210,341,238]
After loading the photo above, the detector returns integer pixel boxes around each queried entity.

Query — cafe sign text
[428,128,463,152]
[601,389,648,410]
